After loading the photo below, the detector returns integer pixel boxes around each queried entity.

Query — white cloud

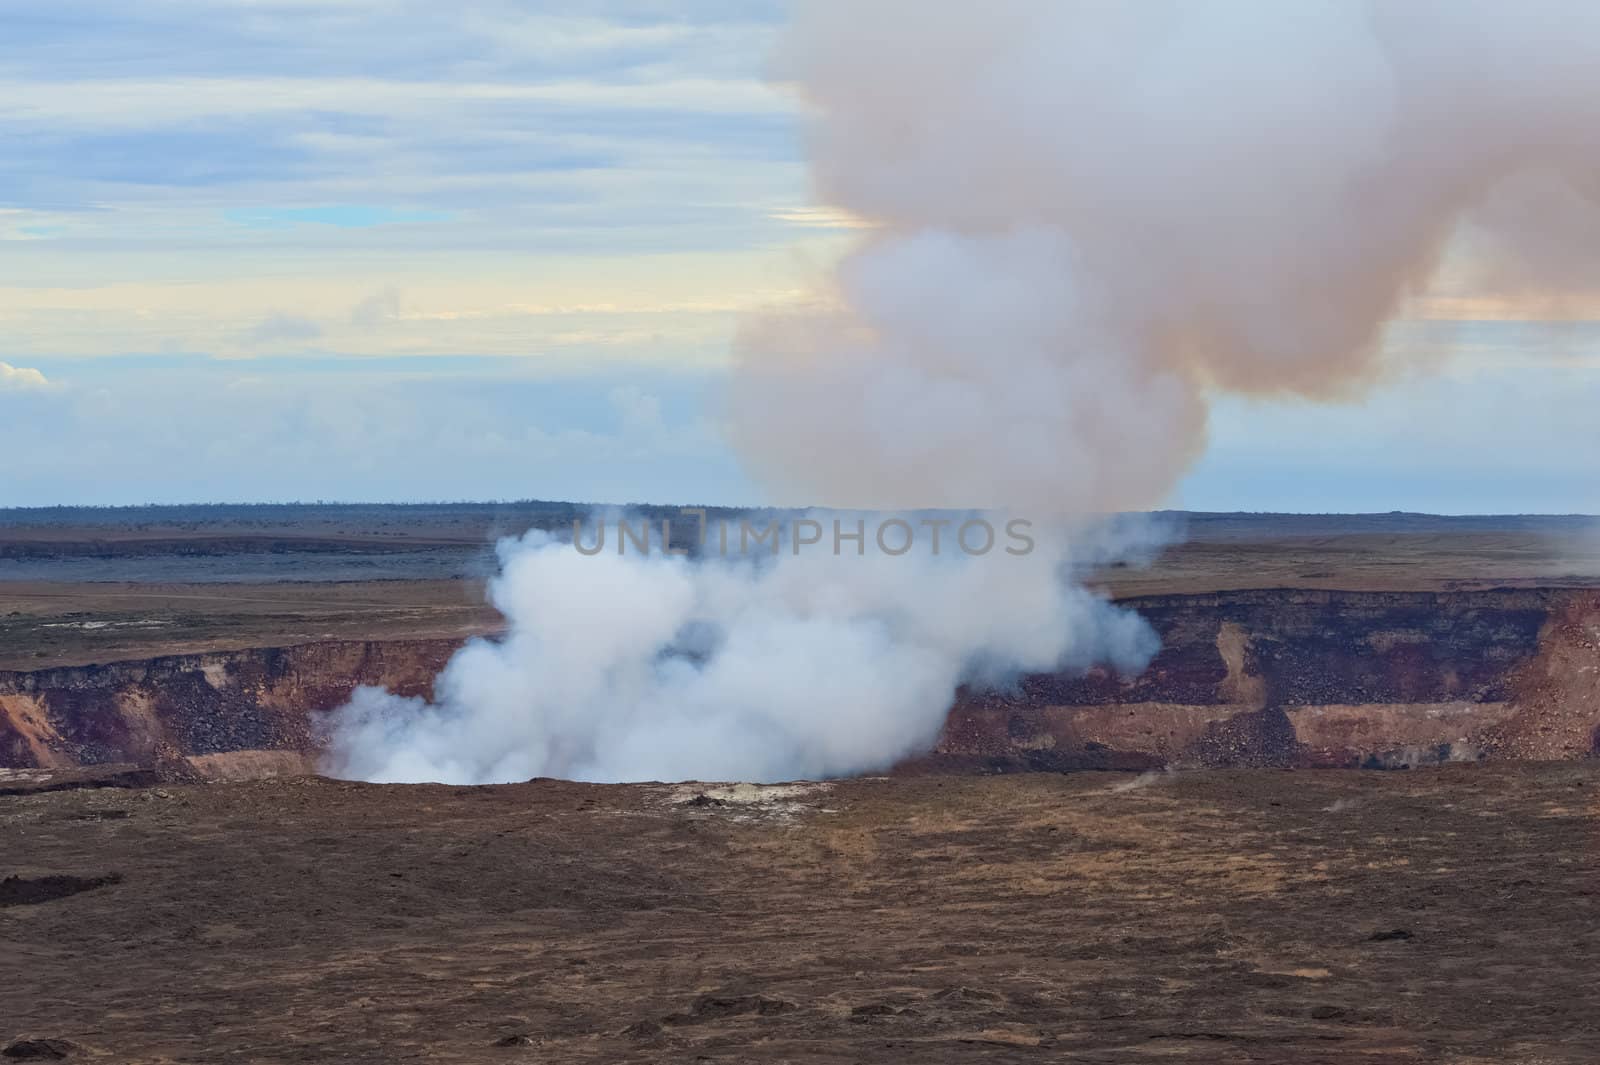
[0,254,821,362]
[350,286,402,327]
[769,206,876,230]
[241,312,324,347]
[0,361,50,390]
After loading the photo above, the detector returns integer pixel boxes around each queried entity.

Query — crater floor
[5,764,1597,1063]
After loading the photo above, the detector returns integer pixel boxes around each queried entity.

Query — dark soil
[3,765,1598,1062]
[0,873,121,908]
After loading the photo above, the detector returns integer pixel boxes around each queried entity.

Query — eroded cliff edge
[2,588,1596,778]
[940,588,1600,770]
[0,640,455,777]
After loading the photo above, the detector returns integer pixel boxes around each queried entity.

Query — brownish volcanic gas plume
[733,0,1600,513]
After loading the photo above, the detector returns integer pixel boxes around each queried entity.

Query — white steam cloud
[327,2,1600,784]
[328,522,1156,784]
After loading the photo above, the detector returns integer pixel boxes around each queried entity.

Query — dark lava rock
[684,794,726,808]
[0,765,158,797]
[1188,706,1301,768]
[0,873,122,908]
[931,986,1006,1008]
[850,1003,900,1022]
[491,1033,535,1047]
[1309,1005,1347,1020]
[1,1039,81,1061]
[621,1020,664,1041]
[1368,928,1415,942]
[672,994,798,1024]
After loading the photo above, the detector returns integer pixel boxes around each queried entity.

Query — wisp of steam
[326,1,1600,784]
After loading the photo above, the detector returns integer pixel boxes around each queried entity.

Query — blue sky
[1,1,1596,512]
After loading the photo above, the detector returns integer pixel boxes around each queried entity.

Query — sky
[1,0,1596,513]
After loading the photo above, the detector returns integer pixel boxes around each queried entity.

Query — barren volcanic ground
[4,765,1598,1063]
[3,507,1600,1062]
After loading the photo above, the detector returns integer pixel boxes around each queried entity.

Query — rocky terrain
[940,587,1600,771]
[4,764,1597,1063]
[0,639,455,776]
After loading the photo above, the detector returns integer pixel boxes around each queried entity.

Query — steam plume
[326,2,1600,784]
[328,523,1155,784]
[732,0,1600,511]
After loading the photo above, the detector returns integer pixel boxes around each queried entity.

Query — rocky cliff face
[937,588,1600,771]
[0,639,456,777]
[2,589,1596,778]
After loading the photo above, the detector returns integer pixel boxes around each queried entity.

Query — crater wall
[2,589,1596,777]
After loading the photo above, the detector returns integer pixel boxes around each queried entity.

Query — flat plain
[4,764,1598,1063]
[4,507,1599,669]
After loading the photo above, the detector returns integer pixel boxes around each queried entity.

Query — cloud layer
[0,0,830,362]
[1,2,1596,514]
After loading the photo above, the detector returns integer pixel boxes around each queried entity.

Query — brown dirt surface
[4,764,1597,1063]
[0,580,499,670]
